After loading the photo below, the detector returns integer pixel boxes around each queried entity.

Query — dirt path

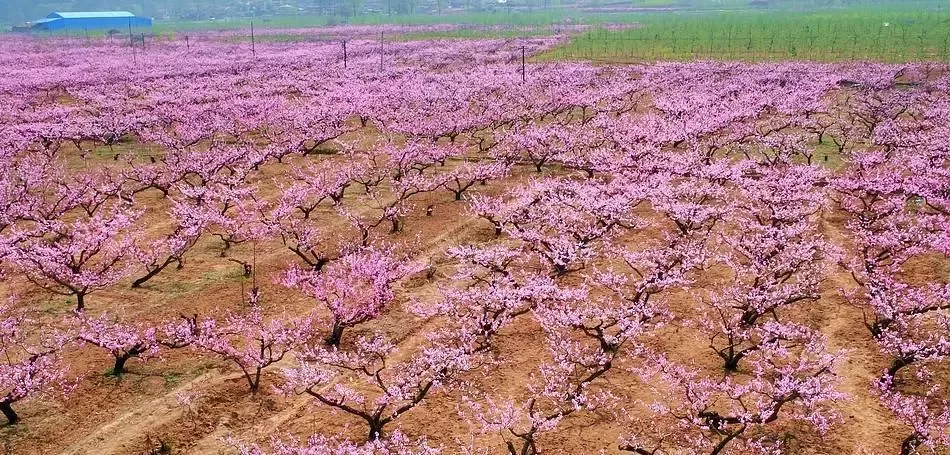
[815,210,898,453]
[62,370,229,455]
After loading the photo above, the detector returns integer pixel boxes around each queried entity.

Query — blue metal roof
[32,12,152,31]
[47,11,137,19]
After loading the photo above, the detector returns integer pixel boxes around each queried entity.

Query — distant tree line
[0,0,943,25]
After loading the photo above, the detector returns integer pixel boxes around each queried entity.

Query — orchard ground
[0,24,947,455]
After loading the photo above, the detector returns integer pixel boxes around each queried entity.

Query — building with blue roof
[30,12,152,31]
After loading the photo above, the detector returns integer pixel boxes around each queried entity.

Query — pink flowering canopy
[0,30,946,455]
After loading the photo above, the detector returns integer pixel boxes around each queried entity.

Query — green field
[539,8,950,63]
[151,11,600,33]
[145,2,950,63]
[392,27,556,41]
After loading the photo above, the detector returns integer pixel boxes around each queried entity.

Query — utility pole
[128,19,137,65]
[251,21,256,57]
[379,32,384,72]
[343,40,347,68]
[521,46,526,82]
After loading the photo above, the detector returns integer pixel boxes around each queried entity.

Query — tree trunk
[723,353,742,371]
[326,322,345,347]
[886,356,912,378]
[0,401,18,425]
[76,293,85,312]
[112,355,130,376]
[367,420,384,441]
[900,432,922,455]
[132,257,175,288]
[722,345,742,372]
[512,436,538,455]
[247,368,262,394]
